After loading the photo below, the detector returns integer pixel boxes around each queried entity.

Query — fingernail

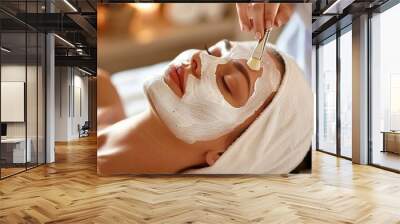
[255,32,262,40]
[266,20,272,29]
[276,19,282,27]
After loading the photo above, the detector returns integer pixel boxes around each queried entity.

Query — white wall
[1,65,26,141]
[72,73,89,138]
[1,65,37,138]
[1,63,46,164]
[1,82,25,122]
[55,66,69,141]
[54,67,89,141]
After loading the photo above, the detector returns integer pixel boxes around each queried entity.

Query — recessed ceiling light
[54,34,75,48]
[77,67,92,76]
[322,0,354,15]
[63,0,78,12]
[1,47,11,53]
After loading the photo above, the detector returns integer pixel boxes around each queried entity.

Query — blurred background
[97,3,311,118]
[98,3,287,74]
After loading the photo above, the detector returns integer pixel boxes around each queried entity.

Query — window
[317,37,337,154]
[340,29,352,158]
[1,30,28,178]
[312,46,317,150]
[0,1,46,179]
[390,74,400,130]
[371,2,400,171]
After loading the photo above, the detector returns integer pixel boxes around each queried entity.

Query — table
[1,138,32,164]
[381,131,400,154]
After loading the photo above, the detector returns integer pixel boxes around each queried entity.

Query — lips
[165,51,201,96]
[167,65,185,94]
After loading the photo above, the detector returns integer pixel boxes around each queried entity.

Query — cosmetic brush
[247,29,272,71]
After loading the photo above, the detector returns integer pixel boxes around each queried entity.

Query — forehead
[211,39,232,50]
[211,40,254,60]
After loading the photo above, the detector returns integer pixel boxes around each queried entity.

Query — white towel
[186,49,314,174]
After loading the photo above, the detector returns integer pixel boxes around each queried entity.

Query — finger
[263,3,280,30]
[97,107,114,129]
[249,3,265,40]
[97,125,108,146]
[274,3,294,27]
[236,3,251,31]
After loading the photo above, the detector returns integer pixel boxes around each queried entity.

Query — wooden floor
[1,167,26,178]
[1,136,400,223]
[372,150,400,171]
[1,163,46,178]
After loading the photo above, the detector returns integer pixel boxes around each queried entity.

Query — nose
[190,52,201,79]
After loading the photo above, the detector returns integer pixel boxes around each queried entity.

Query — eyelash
[204,44,212,55]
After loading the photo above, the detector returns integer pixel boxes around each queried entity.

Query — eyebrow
[233,61,251,90]
[222,39,232,50]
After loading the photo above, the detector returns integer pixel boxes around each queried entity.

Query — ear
[205,149,225,166]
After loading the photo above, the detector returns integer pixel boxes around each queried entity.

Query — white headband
[186,47,314,174]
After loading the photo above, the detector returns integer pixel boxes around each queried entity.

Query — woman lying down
[97,40,313,175]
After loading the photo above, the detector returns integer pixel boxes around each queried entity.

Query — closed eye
[204,44,213,56]
[232,61,250,95]
[204,44,222,57]
[222,76,231,94]
[204,44,212,55]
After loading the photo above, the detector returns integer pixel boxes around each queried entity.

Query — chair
[78,121,90,138]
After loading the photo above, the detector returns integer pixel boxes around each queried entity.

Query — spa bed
[111,62,311,174]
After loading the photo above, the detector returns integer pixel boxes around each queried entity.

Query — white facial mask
[144,42,280,144]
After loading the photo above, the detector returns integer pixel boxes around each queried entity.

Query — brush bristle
[246,57,261,71]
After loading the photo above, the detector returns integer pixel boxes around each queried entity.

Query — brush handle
[260,29,271,58]
[251,29,272,61]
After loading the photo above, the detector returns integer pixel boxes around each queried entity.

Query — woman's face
[144,40,280,144]
[163,40,262,107]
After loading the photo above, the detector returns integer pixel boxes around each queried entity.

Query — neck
[129,108,206,173]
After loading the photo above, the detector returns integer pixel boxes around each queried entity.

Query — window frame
[315,24,353,160]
